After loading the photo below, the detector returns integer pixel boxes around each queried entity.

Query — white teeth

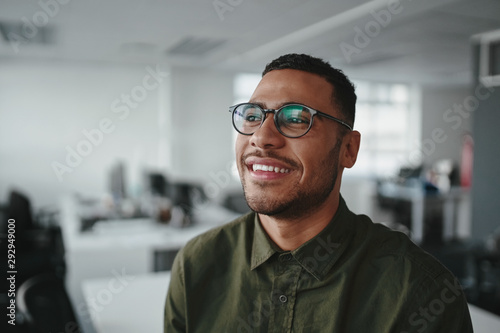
[252,164,289,173]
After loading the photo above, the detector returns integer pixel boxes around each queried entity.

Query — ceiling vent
[167,36,226,56]
[0,21,54,45]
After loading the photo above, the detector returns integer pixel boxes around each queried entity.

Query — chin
[244,189,303,218]
[244,187,284,212]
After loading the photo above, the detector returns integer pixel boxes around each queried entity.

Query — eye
[244,110,262,122]
[280,106,311,126]
[245,113,262,122]
[287,117,308,124]
[234,105,263,131]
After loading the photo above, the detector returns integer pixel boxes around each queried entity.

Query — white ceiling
[1,0,500,86]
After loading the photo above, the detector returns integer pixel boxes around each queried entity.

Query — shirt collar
[250,196,355,281]
[250,212,278,269]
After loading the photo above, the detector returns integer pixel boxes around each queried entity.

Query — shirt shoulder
[347,214,472,331]
[353,213,450,279]
[177,211,255,265]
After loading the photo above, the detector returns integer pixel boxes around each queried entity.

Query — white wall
[0,60,240,210]
[169,66,239,198]
[0,59,171,208]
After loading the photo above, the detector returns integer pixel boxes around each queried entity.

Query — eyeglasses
[229,103,353,138]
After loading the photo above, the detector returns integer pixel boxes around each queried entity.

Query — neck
[258,192,340,251]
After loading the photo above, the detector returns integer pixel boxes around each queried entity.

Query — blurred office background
[1,0,500,332]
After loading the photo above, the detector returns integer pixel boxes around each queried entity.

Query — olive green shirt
[164,197,473,332]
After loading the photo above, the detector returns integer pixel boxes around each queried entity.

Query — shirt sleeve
[164,250,187,333]
[395,272,474,333]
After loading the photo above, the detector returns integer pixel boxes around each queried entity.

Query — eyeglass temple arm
[317,112,353,131]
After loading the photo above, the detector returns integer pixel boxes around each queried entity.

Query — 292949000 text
[6,219,17,326]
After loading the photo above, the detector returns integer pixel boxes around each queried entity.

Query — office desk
[60,196,239,333]
[378,183,470,243]
[82,272,170,333]
[82,272,500,333]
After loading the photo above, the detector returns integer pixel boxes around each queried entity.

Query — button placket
[268,260,302,333]
[276,253,293,275]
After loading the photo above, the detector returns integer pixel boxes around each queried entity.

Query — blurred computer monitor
[109,162,126,202]
[147,173,168,197]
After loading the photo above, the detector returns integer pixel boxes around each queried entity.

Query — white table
[469,304,500,333]
[82,272,500,333]
[82,272,170,333]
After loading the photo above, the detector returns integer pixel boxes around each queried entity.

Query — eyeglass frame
[229,102,353,138]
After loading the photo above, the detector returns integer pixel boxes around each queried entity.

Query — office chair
[6,190,35,234]
[1,190,68,332]
[16,272,82,333]
[1,190,66,286]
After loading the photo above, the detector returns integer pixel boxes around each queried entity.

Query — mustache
[241,150,300,169]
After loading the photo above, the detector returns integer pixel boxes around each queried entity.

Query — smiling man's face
[235,69,353,220]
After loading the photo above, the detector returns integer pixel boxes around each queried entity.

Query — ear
[340,130,361,169]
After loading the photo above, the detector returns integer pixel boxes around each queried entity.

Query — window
[232,73,262,178]
[234,73,262,105]
[350,80,420,177]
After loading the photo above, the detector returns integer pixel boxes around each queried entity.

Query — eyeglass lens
[233,104,312,137]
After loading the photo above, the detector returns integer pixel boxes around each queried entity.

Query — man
[164,54,473,332]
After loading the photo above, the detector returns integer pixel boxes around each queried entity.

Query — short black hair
[262,53,356,127]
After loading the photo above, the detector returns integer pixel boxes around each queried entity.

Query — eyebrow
[247,100,310,109]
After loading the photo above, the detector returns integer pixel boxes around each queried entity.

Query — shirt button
[279,295,288,303]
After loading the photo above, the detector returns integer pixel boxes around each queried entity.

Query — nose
[249,113,285,149]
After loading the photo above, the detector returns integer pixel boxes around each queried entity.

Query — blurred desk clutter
[79,165,217,231]
[376,159,469,246]
[377,179,469,245]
